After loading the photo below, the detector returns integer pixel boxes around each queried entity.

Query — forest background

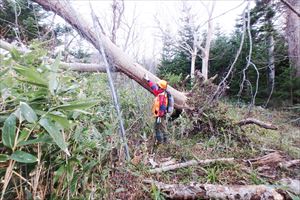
[0,0,299,199]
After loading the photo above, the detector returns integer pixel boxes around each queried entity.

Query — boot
[155,132,163,144]
[163,134,168,144]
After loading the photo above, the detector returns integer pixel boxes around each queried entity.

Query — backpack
[166,91,174,114]
[152,91,174,117]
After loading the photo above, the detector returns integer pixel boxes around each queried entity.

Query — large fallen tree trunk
[144,179,299,200]
[0,40,108,72]
[0,39,108,72]
[31,0,188,109]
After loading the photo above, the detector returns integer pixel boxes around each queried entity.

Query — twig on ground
[237,118,278,130]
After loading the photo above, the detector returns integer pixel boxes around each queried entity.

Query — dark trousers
[154,116,167,143]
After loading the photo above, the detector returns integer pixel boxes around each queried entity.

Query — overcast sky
[66,0,249,61]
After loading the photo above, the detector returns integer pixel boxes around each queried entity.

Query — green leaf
[13,65,47,87]
[14,108,24,123]
[10,48,21,61]
[2,114,16,149]
[20,102,38,123]
[17,130,30,144]
[10,150,38,163]
[16,78,48,88]
[47,111,70,129]
[39,118,69,155]
[0,115,9,123]
[55,100,98,111]
[70,174,79,193]
[48,57,59,95]
[287,191,300,200]
[49,72,59,95]
[0,68,9,77]
[53,165,65,184]
[17,134,53,147]
[0,154,10,162]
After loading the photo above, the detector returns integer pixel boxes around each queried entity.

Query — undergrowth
[0,46,299,199]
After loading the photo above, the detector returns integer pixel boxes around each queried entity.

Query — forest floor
[107,103,300,199]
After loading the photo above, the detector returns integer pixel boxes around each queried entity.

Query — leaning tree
[29,0,188,109]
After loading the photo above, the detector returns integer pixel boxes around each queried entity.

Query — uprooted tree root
[179,72,248,144]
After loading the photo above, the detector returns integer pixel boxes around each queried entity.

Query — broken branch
[149,158,234,173]
[237,118,278,130]
[280,159,300,168]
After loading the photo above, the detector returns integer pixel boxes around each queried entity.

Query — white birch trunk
[201,1,215,80]
[190,46,197,81]
[266,29,275,106]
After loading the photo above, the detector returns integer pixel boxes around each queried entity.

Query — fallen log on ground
[237,118,278,130]
[0,39,108,72]
[280,159,300,168]
[144,179,300,200]
[149,158,234,173]
[247,152,284,166]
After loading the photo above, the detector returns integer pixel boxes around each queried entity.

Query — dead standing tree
[177,1,215,82]
[284,0,300,78]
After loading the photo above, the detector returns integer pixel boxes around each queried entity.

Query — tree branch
[211,7,247,102]
[237,118,278,130]
[281,0,300,17]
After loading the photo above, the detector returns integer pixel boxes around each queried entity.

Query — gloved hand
[143,74,149,81]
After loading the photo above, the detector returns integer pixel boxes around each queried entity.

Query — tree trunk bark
[201,1,215,80]
[286,0,300,77]
[266,29,275,106]
[190,47,197,82]
[31,0,188,109]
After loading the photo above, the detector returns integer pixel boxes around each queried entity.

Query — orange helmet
[157,80,167,90]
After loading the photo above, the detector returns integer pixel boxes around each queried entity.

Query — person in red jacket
[143,74,168,144]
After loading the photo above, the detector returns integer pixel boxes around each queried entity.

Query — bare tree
[111,0,124,44]
[200,0,216,81]
[178,1,216,81]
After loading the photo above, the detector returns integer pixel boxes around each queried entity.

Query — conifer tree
[0,0,46,42]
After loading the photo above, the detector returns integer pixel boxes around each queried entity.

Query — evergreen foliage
[0,0,47,42]
[159,3,200,80]
[158,0,300,106]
